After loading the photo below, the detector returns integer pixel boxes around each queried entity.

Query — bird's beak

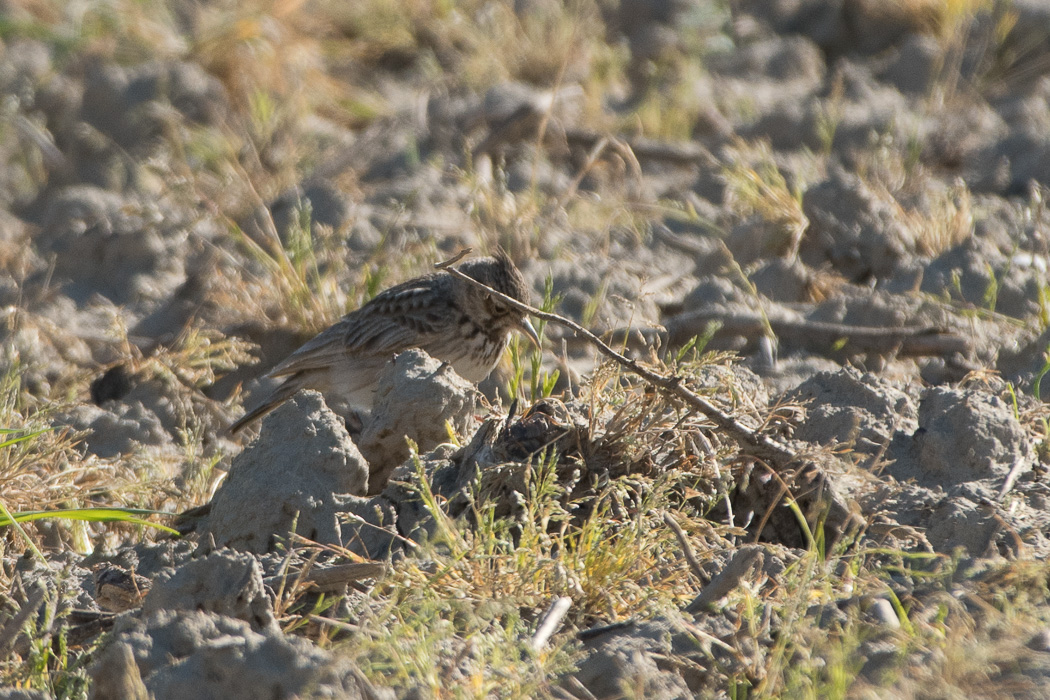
[518,317,541,348]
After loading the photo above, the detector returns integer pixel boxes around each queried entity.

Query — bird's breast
[423,318,508,383]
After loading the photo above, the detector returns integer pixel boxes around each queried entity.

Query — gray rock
[130,258,223,344]
[738,0,846,53]
[81,60,228,151]
[920,235,1043,319]
[739,98,814,152]
[55,401,173,458]
[979,130,1050,195]
[270,181,353,245]
[121,540,198,580]
[543,253,670,330]
[858,478,940,529]
[120,377,205,442]
[999,326,1050,401]
[35,186,190,307]
[570,613,755,698]
[337,494,402,559]
[346,210,384,253]
[913,387,1030,487]
[805,60,915,154]
[382,444,461,543]
[801,168,916,282]
[784,368,916,457]
[87,642,148,700]
[358,349,479,495]
[708,35,825,84]
[865,597,901,629]
[0,690,50,700]
[859,638,906,683]
[204,391,370,554]
[857,475,1050,558]
[748,257,818,303]
[142,550,277,633]
[0,209,29,257]
[678,275,754,309]
[613,0,692,62]
[94,610,390,700]
[739,0,921,56]
[881,33,943,95]
[926,102,1007,174]
[616,0,692,30]
[925,496,1000,556]
[0,38,52,92]
[724,218,793,266]
[572,619,694,699]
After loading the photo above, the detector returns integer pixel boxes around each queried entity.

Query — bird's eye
[486,297,508,317]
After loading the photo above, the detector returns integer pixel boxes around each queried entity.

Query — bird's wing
[267,275,454,379]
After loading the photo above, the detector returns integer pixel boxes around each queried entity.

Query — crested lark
[229,252,539,433]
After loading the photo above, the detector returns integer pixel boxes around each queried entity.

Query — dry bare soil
[2,1,1050,698]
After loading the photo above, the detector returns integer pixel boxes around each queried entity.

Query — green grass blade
[0,498,47,563]
[0,507,180,536]
[0,427,52,449]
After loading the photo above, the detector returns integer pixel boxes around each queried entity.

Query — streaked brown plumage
[229,252,538,434]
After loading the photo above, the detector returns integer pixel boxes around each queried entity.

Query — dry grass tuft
[722,140,810,261]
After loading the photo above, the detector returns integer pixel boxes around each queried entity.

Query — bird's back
[230,255,531,434]
[267,273,456,380]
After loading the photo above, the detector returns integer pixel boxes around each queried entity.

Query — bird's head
[456,252,540,346]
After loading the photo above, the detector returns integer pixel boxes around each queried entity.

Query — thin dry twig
[564,128,711,166]
[338,511,419,550]
[563,676,600,700]
[309,614,363,634]
[997,454,1029,501]
[663,511,708,584]
[601,312,971,361]
[436,251,797,466]
[264,562,387,593]
[680,620,741,655]
[685,545,765,613]
[662,311,971,358]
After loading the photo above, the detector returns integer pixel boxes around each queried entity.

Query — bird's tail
[227,378,308,435]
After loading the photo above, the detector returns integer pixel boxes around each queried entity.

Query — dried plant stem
[662,511,708,584]
[264,562,387,593]
[685,545,765,613]
[437,252,797,466]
